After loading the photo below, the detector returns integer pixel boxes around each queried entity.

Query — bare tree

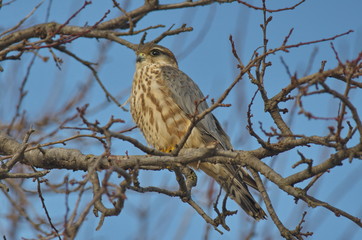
[0,0,361,240]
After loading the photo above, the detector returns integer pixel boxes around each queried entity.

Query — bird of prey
[130,43,266,220]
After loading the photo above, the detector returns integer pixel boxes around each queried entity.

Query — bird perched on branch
[130,43,266,220]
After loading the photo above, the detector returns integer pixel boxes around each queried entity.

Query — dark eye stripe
[148,46,178,66]
[152,48,173,59]
[150,49,161,56]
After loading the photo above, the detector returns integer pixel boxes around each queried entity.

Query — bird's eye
[150,49,161,56]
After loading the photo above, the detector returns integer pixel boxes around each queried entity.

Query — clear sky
[0,0,361,239]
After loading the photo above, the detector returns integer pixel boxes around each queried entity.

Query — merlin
[130,43,266,220]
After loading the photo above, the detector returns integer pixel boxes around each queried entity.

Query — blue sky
[1,0,361,239]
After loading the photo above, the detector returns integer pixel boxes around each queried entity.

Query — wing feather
[160,65,232,150]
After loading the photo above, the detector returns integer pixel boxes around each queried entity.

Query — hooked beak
[136,53,146,63]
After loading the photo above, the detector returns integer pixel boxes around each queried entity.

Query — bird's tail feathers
[225,178,267,220]
[197,162,267,220]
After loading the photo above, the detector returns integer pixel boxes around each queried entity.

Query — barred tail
[226,178,267,220]
[197,162,267,220]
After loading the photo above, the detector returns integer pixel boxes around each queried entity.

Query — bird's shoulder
[159,65,196,86]
[158,65,206,112]
[160,65,233,150]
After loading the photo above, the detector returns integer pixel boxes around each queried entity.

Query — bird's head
[136,43,178,68]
